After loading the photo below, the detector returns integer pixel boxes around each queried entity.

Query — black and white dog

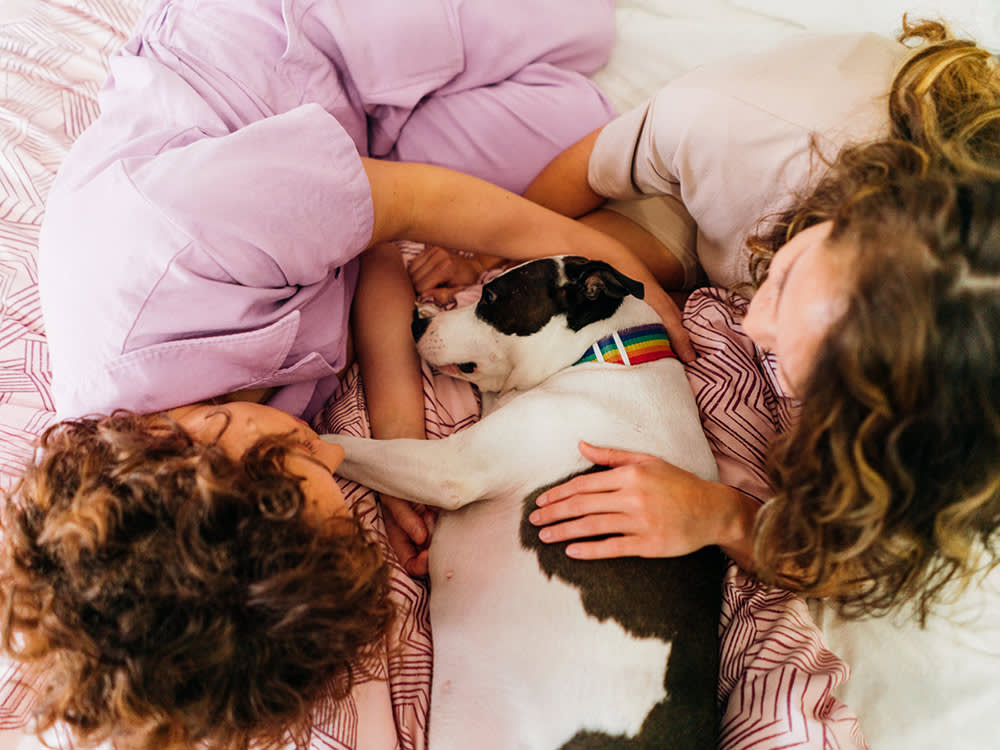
[323,256,724,750]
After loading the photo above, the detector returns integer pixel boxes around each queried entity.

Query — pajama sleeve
[588,97,670,201]
[40,103,371,418]
[718,566,869,750]
[131,103,374,286]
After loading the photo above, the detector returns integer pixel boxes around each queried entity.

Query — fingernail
[529,510,541,524]
[536,493,547,507]
[566,544,582,558]
[538,529,551,542]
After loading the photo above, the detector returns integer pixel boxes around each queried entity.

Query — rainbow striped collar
[573,323,676,367]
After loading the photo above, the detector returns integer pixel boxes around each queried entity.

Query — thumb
[425,286,461,305]
[382,495,428,545]
[671,327,698,363]
[577,441,650,468]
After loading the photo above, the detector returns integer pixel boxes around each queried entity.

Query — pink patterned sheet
[0,1,867,748]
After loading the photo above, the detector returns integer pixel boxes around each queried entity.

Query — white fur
[323,265,718,749]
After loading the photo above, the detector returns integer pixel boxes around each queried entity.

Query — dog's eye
[480,287,496,305]
[457,362,477,374]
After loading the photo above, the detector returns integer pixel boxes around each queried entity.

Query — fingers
[574,441,651,470]
[381,495,428,545]
[383,513,430,577]
[410,246,455,292]
[409,245,485,293]
[536,510,637,543]
[381,495,432,577]
[529,501,648,560]
[423,286,462,306]
[527,447,703,560]
[670,325,697,363]
[660,304,696,363]
[404,550,430,577]
[530,468,648,541]
[533,443,649,509]
[419,505,439,537]
[564,536,638,560]
[646,288,697,363]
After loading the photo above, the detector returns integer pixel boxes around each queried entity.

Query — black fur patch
[561,257,645,332]
[475,257,645,336]
[520,470,724,750]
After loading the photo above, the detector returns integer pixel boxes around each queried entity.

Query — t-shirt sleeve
[130,103,374,287]
[588,99,658,200]
[588,85,709,202]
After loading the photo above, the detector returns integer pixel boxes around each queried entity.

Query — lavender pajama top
[39,0,616,419]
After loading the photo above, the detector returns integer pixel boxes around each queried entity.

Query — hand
[379,494,439,577]
[527,442,736,560]
[408,245,496,295]
[643,285,696,363]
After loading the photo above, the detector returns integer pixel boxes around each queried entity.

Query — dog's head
[411,256,658,394]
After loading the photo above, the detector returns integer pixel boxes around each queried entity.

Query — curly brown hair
[748,18,1000,284]
[0,411,394,750]
[746,19,1000,620]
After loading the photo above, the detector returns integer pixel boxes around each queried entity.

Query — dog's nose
[411,309,430,342]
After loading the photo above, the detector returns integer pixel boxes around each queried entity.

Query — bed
[0,1,997,749]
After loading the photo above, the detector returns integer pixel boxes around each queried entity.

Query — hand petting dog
[530,441,753,567]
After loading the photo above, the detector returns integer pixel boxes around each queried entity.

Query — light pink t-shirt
[588,31,908,288]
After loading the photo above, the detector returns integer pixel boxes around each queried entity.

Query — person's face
[168,401,347,520]
[743,221,853,397]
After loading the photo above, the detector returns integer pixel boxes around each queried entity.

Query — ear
[564,258,645,301]
[560,257,646,332]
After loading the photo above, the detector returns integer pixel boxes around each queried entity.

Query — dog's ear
[563,258,645,301]
[561,258,645,332]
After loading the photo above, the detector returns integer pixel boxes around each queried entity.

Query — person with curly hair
[517,17,1000,748]
[0,403,394,750]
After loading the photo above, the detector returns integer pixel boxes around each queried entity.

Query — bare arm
[351,243,424,444]
[362,158,688,355]
[351,242,436,576]
[522,127,605,217]
[364,156,617,262]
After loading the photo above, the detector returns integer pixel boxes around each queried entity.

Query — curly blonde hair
[0,411,394,750]
[747,19,1000,620]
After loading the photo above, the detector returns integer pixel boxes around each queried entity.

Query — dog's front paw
[319,433,349,449]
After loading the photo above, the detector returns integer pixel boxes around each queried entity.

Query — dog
[323,256,724,750]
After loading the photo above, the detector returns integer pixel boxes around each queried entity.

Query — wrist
[708,483,758,569]
[473,254,506,275]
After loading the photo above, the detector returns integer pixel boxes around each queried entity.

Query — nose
[411,309,430,342]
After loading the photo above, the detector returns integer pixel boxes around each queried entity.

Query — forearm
[362,157,684,352]
[709,483,760,571]
[363,156,621,267]
[522,127,606,217]
[351,243,425,441]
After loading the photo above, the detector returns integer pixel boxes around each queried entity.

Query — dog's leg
[321,424,509,510]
